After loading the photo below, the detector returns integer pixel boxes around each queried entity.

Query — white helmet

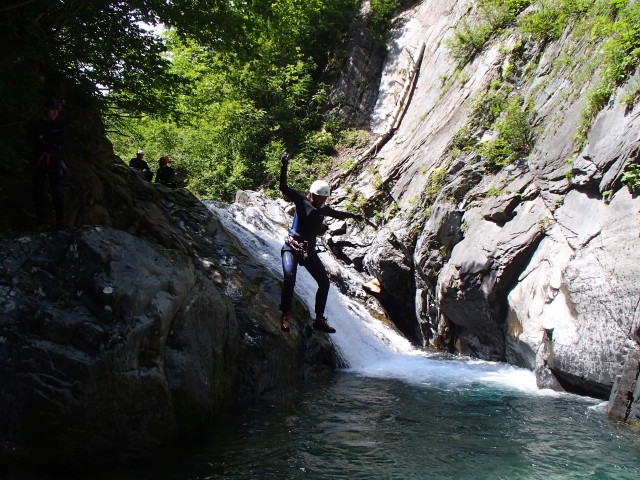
[310,180,330,196]
[137,149,144,155]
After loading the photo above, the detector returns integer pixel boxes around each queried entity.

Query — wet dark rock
[608,343,640,426]
[0,219,335,465]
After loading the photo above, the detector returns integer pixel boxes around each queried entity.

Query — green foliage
[470,80,512,129]
[479,95,533,171]
[372,201,400,225]
[0,1,256,118]
[341,187,368,215]
[538,216,552,230]
[338,129,371,149]
[424,167,447,204]
[621,161,640,194]
[518,0,640,150]
[372,171,384,190]
[445,0,640,159]
[451,125,477,152]
[446,21,493,66]
[449,73,533,171]
[340,158,359,173]
[484,185,505,197]
[519,0,593,43]
[106,0,359,201]
[446,0,531,66]
[596,2,640,92]
[620,79,640,110]
[368,0,402,44]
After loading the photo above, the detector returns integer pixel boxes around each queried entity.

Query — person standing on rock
[129,149,152,181]
[278,152,363,333]
[28,97,66,230]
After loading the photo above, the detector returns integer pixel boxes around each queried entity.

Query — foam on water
[207,199,542,395]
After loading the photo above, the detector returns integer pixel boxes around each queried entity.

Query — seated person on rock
[129,149,152,181]
[155,156,177,188]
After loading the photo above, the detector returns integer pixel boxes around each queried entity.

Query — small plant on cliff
[479,95,533,171]
[621,161,640,194]
[424,167,447,204]
[341,187,368,215]
[338,129,370,149]
[340,158,358,172]
[371,167,385,190]
[538,216,553,230]
[621,80,640,111]
[484,184,505,197]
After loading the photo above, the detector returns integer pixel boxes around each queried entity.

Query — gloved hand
[280,151,290,167]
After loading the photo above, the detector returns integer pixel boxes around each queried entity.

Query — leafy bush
[368,0,401,44]
[446,0,531,66]
[338,129,371,149]
[424,167,447,204]
[479,95,532,170]
[621,161,640,194]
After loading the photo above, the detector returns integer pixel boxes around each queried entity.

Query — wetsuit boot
[313,317,336,333]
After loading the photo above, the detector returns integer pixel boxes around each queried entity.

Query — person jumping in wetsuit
[279,152,363,333]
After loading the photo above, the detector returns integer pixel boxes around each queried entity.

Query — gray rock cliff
[326,0,640,422]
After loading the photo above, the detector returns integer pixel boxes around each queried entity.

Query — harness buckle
[286,235,309,254]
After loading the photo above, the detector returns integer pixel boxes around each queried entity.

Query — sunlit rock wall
[330,0,640,404]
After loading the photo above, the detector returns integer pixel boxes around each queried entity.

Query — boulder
[436,198,548,360]
[363,217,421,343]
[0,224,336,465]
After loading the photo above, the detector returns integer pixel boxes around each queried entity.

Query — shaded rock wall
[0,113,336,464]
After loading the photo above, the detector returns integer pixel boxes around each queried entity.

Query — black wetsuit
[279,162,359,319]
[155,166,177,188]
[129,156,153,181]
[28,116,65,228]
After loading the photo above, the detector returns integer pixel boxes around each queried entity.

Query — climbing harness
[286,234,309,256]
[284,235,328,265]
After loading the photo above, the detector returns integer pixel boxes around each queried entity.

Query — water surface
[97,369,640,480]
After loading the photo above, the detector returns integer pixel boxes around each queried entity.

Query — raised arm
[279,151,302,201]
[279,151,290,192]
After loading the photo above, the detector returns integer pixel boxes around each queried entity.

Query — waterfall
[206,195,540,394]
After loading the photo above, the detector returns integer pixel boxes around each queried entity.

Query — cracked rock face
[329,0,640,405]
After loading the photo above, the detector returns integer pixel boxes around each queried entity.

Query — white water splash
[207,197,542,394]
